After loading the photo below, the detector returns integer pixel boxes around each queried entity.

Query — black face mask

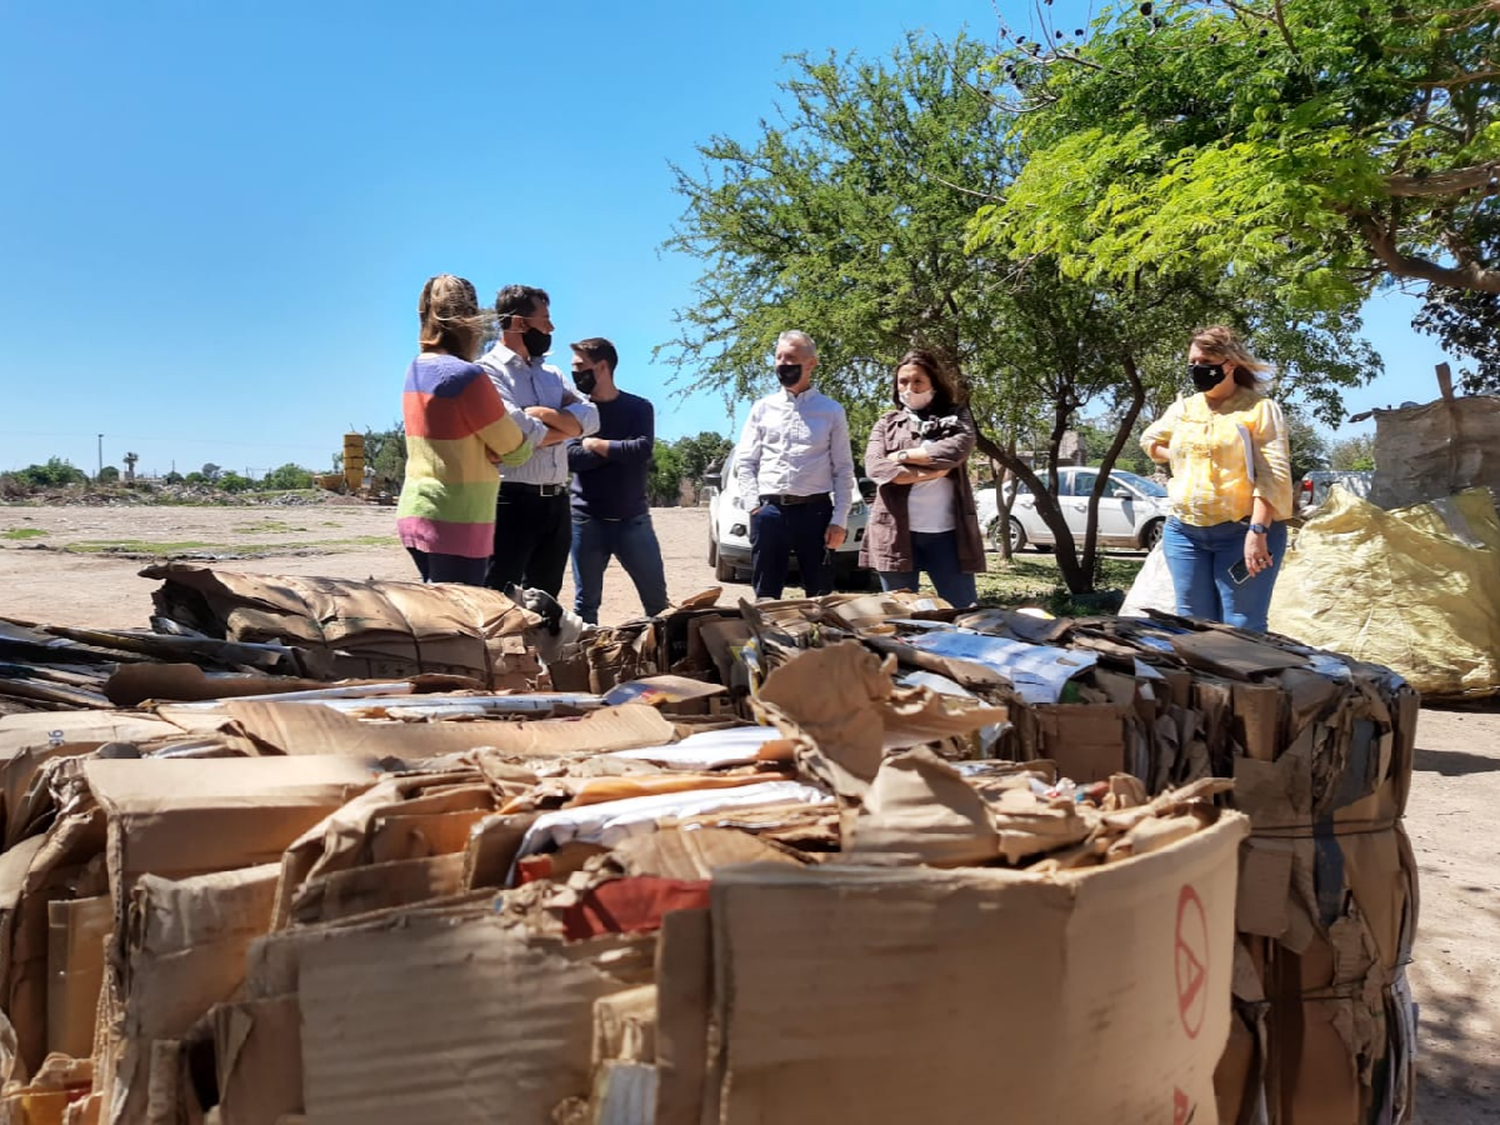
[521,327,552,359]
[573,367,597,395]
[776,363,803,387]
[1189,362,1227,393]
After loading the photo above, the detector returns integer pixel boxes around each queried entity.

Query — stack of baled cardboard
[0,632,1247,1125]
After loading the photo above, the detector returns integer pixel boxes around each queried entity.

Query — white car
[704,446,873,587]
[977,466,1170,553]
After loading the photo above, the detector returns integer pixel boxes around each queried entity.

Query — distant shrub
[261,463,315,490]
[15,458,87,487]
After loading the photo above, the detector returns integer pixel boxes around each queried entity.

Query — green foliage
[1283,407,1331,482]
[672,432,734,488]
[14,458,88,487]
[661,35,1021,411]
[218,472,255,493]
[662,30,1379,592]
[648,442,685,505]
[975,0,1500,308]
[183,472,207,485]
[363,425,406,493]
[1330,433,1377,471]
[163,471,184,485]
[261,463,316,491]
[97,465,120,483]
[201,463,222,481]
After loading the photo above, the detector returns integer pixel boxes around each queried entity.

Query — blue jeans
[1161,517,1288,632]
[879,530,978,607]
[750,497,834,599]
[570,513,670,624]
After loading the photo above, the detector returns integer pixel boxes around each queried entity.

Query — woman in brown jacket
[860,349,985,606]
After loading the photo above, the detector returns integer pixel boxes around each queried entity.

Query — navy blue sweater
[568,391,654,519]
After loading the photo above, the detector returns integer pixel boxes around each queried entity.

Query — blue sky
[0,1,1460,477]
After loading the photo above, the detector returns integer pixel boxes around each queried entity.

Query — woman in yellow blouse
[1141,326,1293,631]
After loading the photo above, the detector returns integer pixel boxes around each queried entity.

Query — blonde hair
[1191,325,1272,390]
[418,274,484,360]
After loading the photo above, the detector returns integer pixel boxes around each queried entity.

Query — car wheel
[715,555,736,583]
[989,517,1027,553]
[1142,519,1164,551]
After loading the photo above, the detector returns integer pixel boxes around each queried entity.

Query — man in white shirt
[734,330,857,599]
[477,284,600,597]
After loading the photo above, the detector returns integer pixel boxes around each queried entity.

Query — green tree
[97,465,120,483]
[183,472,207,485]
[16,458,88,487]
[977,0,1500,312]
[648,442,685,506]
[262,463,315,491]
[672,432,734,490]
[358,425,406,493]
[665,32,1378,591]
[1284,407,1331,483]
[1330,433,1378,471]
[201,463,222,482]
[218,471,255,493]
[163,470,184,485]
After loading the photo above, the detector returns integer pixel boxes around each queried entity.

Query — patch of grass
[60,534,400,557]
[975,552,1145,616]
[321,521,341,527]
[64,539,220,554]
[232,519,306,534]
[1,528,47,540]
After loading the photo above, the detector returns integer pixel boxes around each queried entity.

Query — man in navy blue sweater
[566,338,671,624]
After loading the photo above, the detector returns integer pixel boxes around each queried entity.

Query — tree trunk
[973,427,1091,594]
[1078,351,1149,583]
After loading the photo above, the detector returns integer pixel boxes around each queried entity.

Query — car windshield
[1108,470,1167,497]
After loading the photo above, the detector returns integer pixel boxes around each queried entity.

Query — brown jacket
[859,406,985,574]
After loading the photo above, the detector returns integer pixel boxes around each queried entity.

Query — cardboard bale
[212,996,301,1125]
[142,566,545,689]
[294,914,654,1125]
[107,865,281,1125]
[46,897,111,1060]
[84,757,375,903]
[706,814,1247,1125]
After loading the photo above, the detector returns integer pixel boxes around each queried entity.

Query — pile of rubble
[0,568,1419,1124]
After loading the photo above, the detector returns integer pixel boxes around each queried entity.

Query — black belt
[758,493,825,507]
[501,481,568,498]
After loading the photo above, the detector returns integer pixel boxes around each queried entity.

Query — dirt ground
[2,502,1496,1123]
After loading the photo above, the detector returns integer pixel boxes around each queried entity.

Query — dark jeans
[570,513,670,624]
[878,530,978,607]
[750,497,834,599]
[1161,516,1288,632]
[485,487,571,598]
[407,548,489,586]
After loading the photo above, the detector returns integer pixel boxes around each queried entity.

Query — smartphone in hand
[1228,559,1253,585]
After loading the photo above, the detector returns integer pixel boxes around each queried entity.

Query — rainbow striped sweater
[396,354,528,558]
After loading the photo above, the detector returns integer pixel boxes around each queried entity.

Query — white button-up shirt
[477,343,599,487]
[735,386,857,524]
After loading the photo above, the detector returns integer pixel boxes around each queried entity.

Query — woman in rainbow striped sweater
[396,275,532,584]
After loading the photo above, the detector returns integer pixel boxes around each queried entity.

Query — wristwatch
[1248,522,1270,535]
[896,450,909,463]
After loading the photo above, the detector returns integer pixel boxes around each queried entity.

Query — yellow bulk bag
[1269,486,1500,698]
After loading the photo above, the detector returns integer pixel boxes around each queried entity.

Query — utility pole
[97,434,103,481]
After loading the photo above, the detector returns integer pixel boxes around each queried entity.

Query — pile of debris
[0,569,1418,1124]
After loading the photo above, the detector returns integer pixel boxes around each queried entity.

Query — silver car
[977,466,1170,552]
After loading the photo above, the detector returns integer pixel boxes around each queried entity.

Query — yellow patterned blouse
[1140,387,1293,527]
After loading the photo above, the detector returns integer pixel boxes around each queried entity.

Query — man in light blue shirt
[735,330,857,598]
[477,284,599,597]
